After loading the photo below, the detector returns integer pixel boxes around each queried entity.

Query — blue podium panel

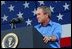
[1,26,48,48]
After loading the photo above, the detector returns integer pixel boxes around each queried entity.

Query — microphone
[10,17,24,24]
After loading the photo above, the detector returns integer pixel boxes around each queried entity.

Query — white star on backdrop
[38,1,44,5]
[50,6,54,13]
[63,3,69,10]
[55,1,61,3]
[1,14,8,22]
[32,9,36,16]
[23,1,29,8]
[55,1,58,3]
[57,13,63,21]
[1,1,5,5]
[8,4,14,12]
[17,12,23,18]
[26,19,32,26]
[15,1,17,2]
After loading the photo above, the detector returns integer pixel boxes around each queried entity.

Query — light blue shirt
[34,20,62,48]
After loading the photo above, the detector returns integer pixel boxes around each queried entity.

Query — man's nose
[37,16,39,18]
[37,16,39,19]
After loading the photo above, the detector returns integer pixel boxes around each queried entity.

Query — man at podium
[34,6,62,48]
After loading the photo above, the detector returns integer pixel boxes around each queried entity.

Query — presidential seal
[1,33,18,48]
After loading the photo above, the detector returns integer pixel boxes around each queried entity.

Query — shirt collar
[39,20,53,27]
[48,20,53,26]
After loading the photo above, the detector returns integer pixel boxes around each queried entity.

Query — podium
[1,26,48,48]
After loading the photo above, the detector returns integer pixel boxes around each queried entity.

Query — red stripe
[60,37,71,47]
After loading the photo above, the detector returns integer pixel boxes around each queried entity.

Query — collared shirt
[34,20,62,48]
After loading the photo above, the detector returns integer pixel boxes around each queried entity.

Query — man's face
[36,8,48,23]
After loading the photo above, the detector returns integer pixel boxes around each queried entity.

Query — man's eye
[37,13,40,15]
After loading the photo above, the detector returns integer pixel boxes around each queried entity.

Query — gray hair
[37,6,51,18]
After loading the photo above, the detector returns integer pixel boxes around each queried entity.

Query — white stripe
[61,24,71,38]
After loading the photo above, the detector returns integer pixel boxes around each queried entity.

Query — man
[34,6,62,48]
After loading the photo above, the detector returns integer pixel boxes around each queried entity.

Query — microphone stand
[11,23,16,29]
[10,17,24,33]
[10,22,16,33]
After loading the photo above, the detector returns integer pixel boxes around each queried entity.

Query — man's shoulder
[51,21,61,27]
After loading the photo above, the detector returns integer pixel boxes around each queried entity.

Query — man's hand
[43,36,56,44]
[43,36,51,44]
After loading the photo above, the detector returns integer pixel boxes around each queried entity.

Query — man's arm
[43,24,62,43]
